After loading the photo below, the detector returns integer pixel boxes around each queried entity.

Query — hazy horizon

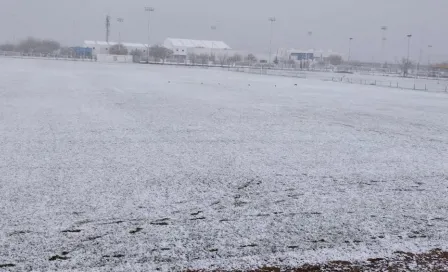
[1,0,447,62]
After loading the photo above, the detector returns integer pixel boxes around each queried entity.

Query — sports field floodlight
[116,18,124,51]
[268,17,276,65]
[144,7,155,62]
[348,37,354,62]
[381,26,388,63]
[406,34,412,63]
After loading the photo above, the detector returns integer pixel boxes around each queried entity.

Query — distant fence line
[228,66,448,93]
[328,76,448,93]
[229,66,307,78]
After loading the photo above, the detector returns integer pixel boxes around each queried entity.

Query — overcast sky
[1,0,447,62]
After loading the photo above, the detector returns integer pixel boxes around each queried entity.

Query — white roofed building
[83,40,149,56]
[163,38,232,58]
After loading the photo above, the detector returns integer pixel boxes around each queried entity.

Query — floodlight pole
[210,25,217,64]
[348,37,353,62]
[427,45,432,66]
[145,7,155,62]
[268,17,276,65]
[381,26,388,64]
[117,18,124,52]
[406,34,412,64]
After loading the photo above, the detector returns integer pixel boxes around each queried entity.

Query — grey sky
[1,0,447,62]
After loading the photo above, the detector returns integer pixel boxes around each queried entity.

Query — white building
[163,38,232,58]
[83,40,149,56]
[277,48,343,62]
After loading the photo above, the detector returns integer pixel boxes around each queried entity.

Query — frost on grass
[0,58,447,271]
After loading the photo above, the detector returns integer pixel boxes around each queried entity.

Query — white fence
[229,67,306,78]
[228,66,448,93]
[96,54,133,63]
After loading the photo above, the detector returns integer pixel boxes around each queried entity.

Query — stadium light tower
[210,25,217,63]
[268,17,276,65]
[307,31,313,62]
[348,37,353,62]
[427,44,433,66]
[117,17,124,51]
[381,26,388,64]
[144,7,155,62]
[406,34,412,63]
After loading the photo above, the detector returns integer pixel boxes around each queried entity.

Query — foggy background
[0,0,446,62]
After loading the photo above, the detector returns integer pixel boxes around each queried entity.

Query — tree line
[0,37,61,54]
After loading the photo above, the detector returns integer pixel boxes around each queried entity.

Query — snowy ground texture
[0,58,448,272]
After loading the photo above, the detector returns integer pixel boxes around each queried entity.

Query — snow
[0,58,447,271]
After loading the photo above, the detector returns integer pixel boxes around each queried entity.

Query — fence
[227,65,448,93]
[0,50,94,61]
[329,75,448,93]
[229,66,306,78]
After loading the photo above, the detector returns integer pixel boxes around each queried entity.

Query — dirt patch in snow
[186,249,448,271]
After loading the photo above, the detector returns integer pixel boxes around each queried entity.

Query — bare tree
[218,54,228,66]
[328,55,343,66]
[149,45,173,62]
[130,49,144,62]
[198,53,209,65]
[59,47,73,57]
[287,59,296,68]
[188,53,198,64]
[229,53,242,64]
[40,40,60,53]
[246,53,257,64]
[109,44,128,55]
[209,54,216,64]
[16,37,60,54]
[0,43,15,51]
[400,58,413,77]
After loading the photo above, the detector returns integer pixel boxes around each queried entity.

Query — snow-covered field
[0,58,447,271]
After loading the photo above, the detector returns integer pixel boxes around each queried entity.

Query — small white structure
[83,40,149,57]
[96,54,133,63]
[163,38,232,58]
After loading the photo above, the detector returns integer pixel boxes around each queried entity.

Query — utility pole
[268,17,276,65]
[145,7,155,62]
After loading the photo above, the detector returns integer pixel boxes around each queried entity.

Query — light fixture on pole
[268,17,276,65]
[144,7,155,62]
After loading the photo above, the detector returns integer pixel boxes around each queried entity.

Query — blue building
[70,47,93,58]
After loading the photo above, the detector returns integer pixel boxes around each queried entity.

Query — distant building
[70,47,92,58]
[83,40,149,57]
[163,38,232,60]
[277,48,343,62]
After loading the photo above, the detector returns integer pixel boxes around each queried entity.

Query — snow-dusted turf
[0,58,447,271]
